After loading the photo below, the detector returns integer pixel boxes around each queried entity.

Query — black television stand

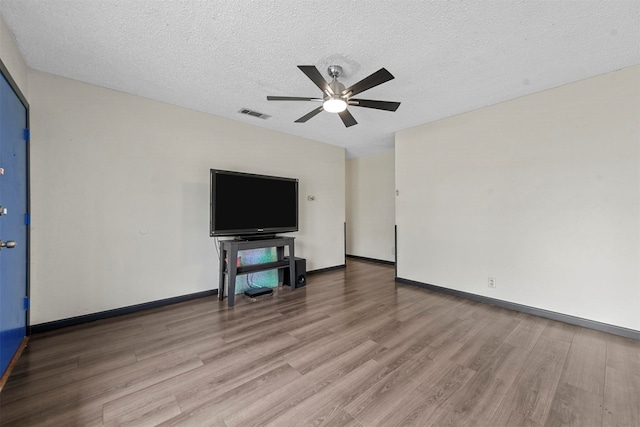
[234,234,277,241]
[218,236,296,307]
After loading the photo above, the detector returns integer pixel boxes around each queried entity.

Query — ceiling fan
[267,65,400,128]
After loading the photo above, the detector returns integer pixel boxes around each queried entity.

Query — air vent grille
[239,108,271,119]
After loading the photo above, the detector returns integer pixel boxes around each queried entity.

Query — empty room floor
[1,259,638,426]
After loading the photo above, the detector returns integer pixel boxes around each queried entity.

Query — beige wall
[396,66,640,331]
[0,14,28,97]
[6,9,637,330]
[28,70,345,324]
[346,151,395,262]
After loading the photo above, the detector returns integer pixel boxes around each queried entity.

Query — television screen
[210,169,299,237]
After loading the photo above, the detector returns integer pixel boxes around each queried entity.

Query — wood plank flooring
[1,259,638,426]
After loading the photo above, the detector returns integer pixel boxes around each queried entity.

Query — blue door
[0,69,29,378]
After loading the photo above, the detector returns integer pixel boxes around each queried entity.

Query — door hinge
[24,213,30,225]
[23,128,30,141]
[24,297,30,310]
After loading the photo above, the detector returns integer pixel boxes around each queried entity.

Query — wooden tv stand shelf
[218,236,296,307]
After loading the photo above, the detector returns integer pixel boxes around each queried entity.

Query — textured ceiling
[1,1,638,158]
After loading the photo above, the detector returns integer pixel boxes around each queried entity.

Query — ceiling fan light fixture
[323,97,347,113]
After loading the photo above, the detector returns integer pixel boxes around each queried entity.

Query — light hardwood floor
[1,259,638,426]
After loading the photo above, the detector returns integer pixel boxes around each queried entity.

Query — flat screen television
[210,169,299,237]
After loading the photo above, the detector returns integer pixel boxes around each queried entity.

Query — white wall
[28,70,345,324]
[346,151,395,262]
[396,66,639,331]
[0,14,28,97]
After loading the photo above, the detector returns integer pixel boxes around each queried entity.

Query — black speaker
[283,257,306,287]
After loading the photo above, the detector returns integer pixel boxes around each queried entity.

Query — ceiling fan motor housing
[325,71,348,112]
[328,80,346,98]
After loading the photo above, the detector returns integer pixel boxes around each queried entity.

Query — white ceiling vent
[239,108,271,120]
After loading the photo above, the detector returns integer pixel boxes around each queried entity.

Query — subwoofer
[283,257,306,287]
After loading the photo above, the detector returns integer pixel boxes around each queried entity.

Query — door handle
[0,240,17,250]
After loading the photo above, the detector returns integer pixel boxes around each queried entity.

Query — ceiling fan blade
[338,109,358,127]
[295,106,324,123]
[342,68,394,97]
[349,99,401,112]
[298,65,333,95]
[267,96,323,102]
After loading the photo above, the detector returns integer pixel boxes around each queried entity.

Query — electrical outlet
[488,277,496,288]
